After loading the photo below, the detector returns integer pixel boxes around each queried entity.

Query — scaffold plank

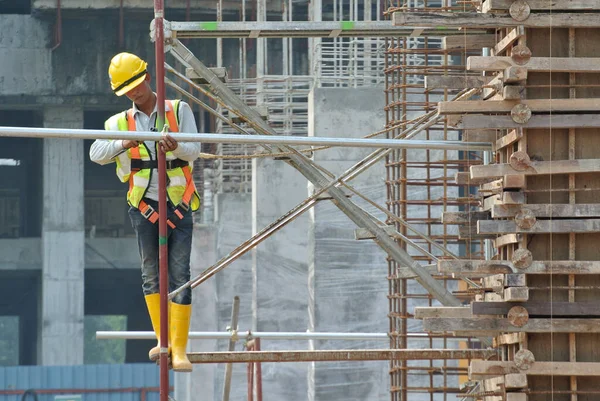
[468,56,600,72]
[462,129,498,143]
[455,172,496,185]
[470,361,600,380]
[439,98,600,114]
[471,158,600,178]
[414,307,472,319]
[482,0,600,11]
[495,129,523,150]
[478,219,600,234]
[455,113,600,129]
[424,317,600,333]
[425,75,489,89]
[472,301,600,316]
[393,12,600,28]
[442,34,497,49]
[492,203,600,218]
[168,20,473,39]
[186,349,495,363]
[441,211,490,224]
[439,260,600,275]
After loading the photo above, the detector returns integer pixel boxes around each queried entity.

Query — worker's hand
[122,140,141,149]
[159,134,178,153]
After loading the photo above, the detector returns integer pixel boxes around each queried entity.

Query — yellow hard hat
[108,52,148,96]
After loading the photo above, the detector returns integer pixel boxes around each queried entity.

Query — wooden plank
[425,75,489,89]
[505,394,526,401]
[503,174,526,189]
[494,26,526,55]
[455,114,600,129]
[483,0,600,11]
[460,224,496,239]
[482,274,507,292]
[479,178,504,195]
[504,373,528,389]
[492,203,600,218]
[503,66,528,83]
[478,218,600,234]
[438,98,600,114]
[472,301,600,316]
[441,211,490,224]
[414,306,472,319]
[496,129,523,150]
[439,260,600,275]
[494,234,519,248]
[470,361,600,380]
[462,129,498,143]
[502,85,524,100]
[442,34,497,50]
[471,158,600,178]
[494,332,526,346]
[503,287,529,302]
[393,11,600,28]
[455,172,496,185]
[468,56,600,72]
[424,317,600,333]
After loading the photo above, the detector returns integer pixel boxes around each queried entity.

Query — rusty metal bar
[188,349,496,364]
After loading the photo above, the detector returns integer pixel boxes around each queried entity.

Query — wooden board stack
[395,1,600,400]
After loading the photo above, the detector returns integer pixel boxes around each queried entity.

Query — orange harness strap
[126,101,194,228]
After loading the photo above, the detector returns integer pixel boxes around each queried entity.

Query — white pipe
[0,126,492,151]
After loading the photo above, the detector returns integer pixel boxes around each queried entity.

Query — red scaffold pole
[153,0,169,400]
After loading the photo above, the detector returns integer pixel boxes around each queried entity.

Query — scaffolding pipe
[152,1,169,399]
[0,126,492,151]
[172,39,465,308]
[187,349,496,364]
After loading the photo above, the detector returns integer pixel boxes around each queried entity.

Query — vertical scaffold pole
[153,0,169,400]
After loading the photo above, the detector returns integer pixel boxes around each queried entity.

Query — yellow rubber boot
[170,302,193,372]
[144,294,171,361]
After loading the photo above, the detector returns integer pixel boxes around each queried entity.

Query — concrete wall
[252,157,310,400]
[307,87,390,401]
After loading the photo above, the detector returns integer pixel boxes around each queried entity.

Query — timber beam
[187,349,496,363]
[423,318,600,333]
[393,12,600,28]
[470,361,600,380]
[471,158,600,178]
[439,98,600,115]
[472,301,600,316]
[439,260,600,275]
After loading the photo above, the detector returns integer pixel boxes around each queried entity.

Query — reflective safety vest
[104,100,201,217]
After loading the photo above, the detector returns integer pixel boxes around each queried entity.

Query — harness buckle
[141,204,156,219]
[179,201,190,212]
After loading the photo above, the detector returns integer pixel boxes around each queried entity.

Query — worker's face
[125,74,152,105]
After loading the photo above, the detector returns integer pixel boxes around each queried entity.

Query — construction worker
[89,52,201,372]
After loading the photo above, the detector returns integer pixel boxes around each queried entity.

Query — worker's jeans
[128,199,193,305]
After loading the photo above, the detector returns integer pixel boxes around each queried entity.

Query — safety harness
[127,100,197,229]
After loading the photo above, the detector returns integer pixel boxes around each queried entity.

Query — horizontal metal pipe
[96,331,452,341]
[0,126,492,151]
[187,349,496,364]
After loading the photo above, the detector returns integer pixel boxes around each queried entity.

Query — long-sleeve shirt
[89,99,202,202]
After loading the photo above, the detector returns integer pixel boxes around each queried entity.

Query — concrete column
[252,157,310,400]
[39,106,85,366]
[307,88,389,401]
